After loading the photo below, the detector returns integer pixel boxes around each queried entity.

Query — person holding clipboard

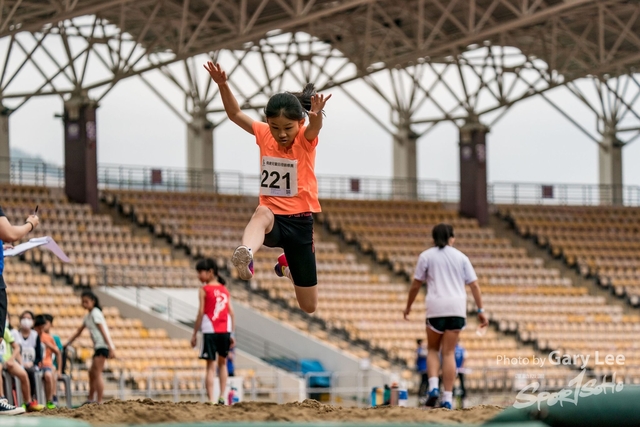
[0,205,39,344]
[0,205,38,416]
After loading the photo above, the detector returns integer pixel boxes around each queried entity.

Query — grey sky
[6,55,640,188]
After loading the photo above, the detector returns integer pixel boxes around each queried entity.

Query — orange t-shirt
[40,333,55,368]
[253,121,322,215]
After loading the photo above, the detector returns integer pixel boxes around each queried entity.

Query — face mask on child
[20,318,33,329]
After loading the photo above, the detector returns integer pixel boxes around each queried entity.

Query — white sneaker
[0,398,26,416]
[231,245,254,280]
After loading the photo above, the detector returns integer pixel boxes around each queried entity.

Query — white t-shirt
[413,245,477,318]
[11,329,38,367]
[83,307,112,350]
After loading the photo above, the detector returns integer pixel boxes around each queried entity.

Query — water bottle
[228,387,239,405]
[398,389,408,407]
[370,387,378,407]
[390,385,399,406]
[383,385,391,406]
[476,324,487,337]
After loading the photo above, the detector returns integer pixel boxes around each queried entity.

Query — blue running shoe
[441,401,452,410]
[425,388,439,407]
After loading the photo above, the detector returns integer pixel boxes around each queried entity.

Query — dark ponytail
[81,290,102,311]
[446,224,454,239]
[196,257,226,285]
[264,83,321,121]
[432,223,452,249]
[290,83,316,112]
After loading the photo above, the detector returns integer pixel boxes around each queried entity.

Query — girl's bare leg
[232,207,275,280]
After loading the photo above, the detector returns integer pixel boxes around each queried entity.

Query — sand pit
[30,399,504,425]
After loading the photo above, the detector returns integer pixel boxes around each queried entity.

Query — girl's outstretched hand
[204,61,227,85]
[308,93,332,116]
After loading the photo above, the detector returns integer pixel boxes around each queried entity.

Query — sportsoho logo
[498,351,626,410]
[513,369,624,410]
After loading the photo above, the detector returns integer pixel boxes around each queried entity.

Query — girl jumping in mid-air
[204,61,331,314]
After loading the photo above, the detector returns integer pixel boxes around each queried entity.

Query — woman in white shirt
[404,223,488,410]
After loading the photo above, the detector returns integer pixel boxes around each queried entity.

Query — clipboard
[4,236,71,263]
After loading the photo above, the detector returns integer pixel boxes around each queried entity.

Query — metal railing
[54,363,620,408]
[0,157,64,187]
[489,181,640,206]
[100,284,196,325]
[65,368,377,406]
[2,157,640,206]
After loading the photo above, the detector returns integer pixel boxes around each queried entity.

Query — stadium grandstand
[0,167,638,410]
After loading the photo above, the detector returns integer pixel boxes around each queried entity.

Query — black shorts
[264,212,317,288]
[94,348,110,358]
[200,333,231,360]
[427,316,466,334]
[0,286,6,339]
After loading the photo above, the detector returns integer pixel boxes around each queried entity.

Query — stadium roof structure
[2,1,640,142]
[3,0,640,95]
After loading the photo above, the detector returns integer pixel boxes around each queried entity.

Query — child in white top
[65,291,115,404]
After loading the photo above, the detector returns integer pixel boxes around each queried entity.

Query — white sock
[428,377,439,392]
[443,391,453,404]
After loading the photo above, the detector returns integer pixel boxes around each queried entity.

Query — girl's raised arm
[204,61,255,135]
[304,93,331,142]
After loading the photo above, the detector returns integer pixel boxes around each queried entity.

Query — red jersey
[201,284,232,334]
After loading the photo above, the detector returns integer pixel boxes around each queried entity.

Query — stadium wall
[96,288,306,401]
[149,289,393,390]
[232,300,392,387]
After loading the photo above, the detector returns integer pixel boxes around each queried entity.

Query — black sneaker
[0,398,26,415]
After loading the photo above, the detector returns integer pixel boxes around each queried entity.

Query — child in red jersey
[191,258,235,404]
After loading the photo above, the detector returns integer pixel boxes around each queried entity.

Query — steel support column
[392,114,418,200]
[187,109,215,191]
[459,118,489,226]
[63,94,99,211]
[0,106,9,183]
[599,123,624,205]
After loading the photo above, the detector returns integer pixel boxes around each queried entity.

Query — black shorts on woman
[264,211,317,288]
[427,316,466,334]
